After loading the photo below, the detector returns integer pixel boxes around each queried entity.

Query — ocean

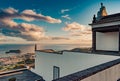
[0,44,91,56]
[0,44,34,55]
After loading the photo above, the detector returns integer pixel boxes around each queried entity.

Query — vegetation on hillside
[0,59,34,72]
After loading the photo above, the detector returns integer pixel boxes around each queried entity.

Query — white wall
[96,32,119,51]
[92,21,120,28]
[34,51,120,81]
[81,64,120,81]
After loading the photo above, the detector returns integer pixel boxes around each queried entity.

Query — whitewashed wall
[34,52,119,81]
[81,64,120,81]
[96,32,119,51]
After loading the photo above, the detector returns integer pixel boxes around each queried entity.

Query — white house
[33,3,120,81]
[34,51,120,81]
[89,3,120,53]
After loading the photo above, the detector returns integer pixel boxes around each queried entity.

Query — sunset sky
[0,0,120,44]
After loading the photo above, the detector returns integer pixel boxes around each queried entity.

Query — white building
[33,3,120,81]
[34,51,120,81]
[90,3,120,53]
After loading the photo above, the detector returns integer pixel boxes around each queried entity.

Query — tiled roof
[91,13,120,25]
[0,69,44,81]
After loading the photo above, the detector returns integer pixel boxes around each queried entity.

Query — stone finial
[92,14,96,23]
[97,3,107,20]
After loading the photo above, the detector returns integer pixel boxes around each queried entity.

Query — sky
[0,0,120,45]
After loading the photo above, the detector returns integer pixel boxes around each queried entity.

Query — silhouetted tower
[35,44,37,51]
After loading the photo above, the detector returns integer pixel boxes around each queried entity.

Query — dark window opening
[53,66,60,80]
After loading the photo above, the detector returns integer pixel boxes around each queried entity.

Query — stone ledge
[53,58,120,81]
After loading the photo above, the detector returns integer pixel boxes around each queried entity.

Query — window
[53,66,60,80]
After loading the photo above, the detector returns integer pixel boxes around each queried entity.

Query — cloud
[0,35,7,41]
[3,7,18,14]
[63,22,87,31]
[0,20,46,41]
[0,7,62,23]
[21,10,62,23]
[61,9,70,14]
[0,7,62,41]
[63,22,92,40]
[22,10,37,15]
[61,14,71,20]
[0,34,17,42]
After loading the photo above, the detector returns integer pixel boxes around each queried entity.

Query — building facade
[34,51,120,81]
[90,3,120,53]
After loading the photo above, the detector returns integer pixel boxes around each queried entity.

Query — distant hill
[5,50,21,54]
[38,49,63,54]
[65,48,92,53]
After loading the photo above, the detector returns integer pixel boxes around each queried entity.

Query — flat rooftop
[0,69,44,81]
[50,52,120,81]
[36,51,120,81]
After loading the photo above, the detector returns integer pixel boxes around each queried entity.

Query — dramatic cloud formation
[0,35,7,41]
[0,34,25,43]
[0,21,46,41]
[61,9,70,14]
[0,7,62,41]
[61,14,71,20]
[0,7,61,23]
[63,22,92,40]
[21,10,61,23]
